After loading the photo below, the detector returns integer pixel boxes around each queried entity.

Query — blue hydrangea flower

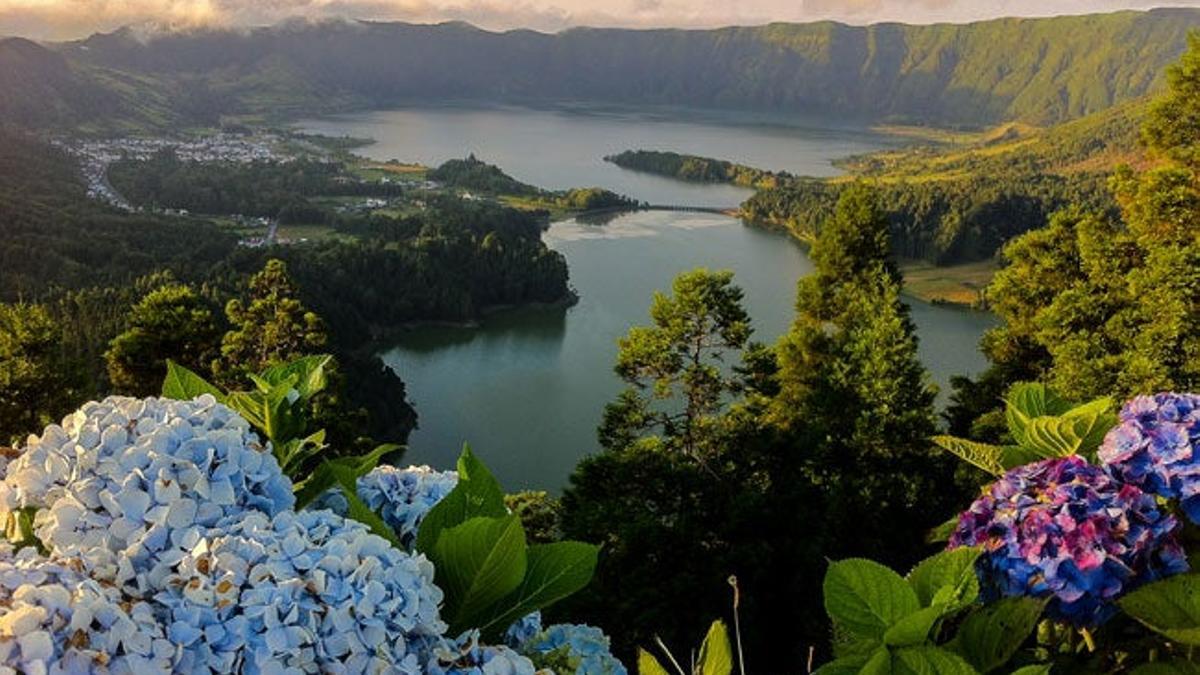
[503,612,543,649]
[950,456,1187,626]
[0,396,294,597]
[1099,393,1200,523]
[426,630,537,675]
[310,465,458,550]
[0,546,174,673]
[517,623,627,675]
[155,509,446,674]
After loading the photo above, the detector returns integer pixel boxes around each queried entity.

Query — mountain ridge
[20,7,1191,129]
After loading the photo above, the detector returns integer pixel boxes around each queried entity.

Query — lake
[297,105,997,490]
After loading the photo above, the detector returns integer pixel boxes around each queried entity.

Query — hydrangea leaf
[812,652,876,675]
[948,597,1045,673]
[892,646,979,675]
[432,514,529,633]
[883,606,943,648]
[416,445,508,554]
[637,649,673,675]
[906,547,981,613]
[1005,382,1074,432]
[1119,574,1200,646]
[926,516,960,544]
[931,437,1040,476]
[162,360,225,402]
[258,354,332,398]
[338,481,405,550]
[696,620,733,675]
[1130,661,1200,675]
[824,558,921,641]
[477,540,599,640]
[859,647,893,675]
[293,443,400,510]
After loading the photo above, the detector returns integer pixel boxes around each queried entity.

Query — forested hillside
[17,8,1197,129]
[740,99,1148,270]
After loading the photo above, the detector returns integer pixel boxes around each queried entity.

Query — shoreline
[370,290,581,341]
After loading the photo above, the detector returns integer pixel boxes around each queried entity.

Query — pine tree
[214,259,328,386]
[105,283,221,396]
[772,183,951,565]
[0,303,80,444]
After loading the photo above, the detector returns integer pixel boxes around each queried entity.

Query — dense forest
[2,10,1200,131]
[0,130,572,460]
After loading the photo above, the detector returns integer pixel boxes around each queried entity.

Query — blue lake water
[298,106,996,490]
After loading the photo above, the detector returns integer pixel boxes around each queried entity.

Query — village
[55,133,295,212]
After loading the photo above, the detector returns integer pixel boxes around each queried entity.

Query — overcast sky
[1,0,1198,40]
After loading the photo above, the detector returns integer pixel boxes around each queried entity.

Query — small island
[604,149,787,189]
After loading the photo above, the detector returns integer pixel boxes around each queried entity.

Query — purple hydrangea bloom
[1099,393,1200,523]
[950,456,1187,625]
[426,630,537,675]
[310,465,458,550]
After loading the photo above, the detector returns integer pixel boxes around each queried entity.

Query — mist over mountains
[5,7,1200,129]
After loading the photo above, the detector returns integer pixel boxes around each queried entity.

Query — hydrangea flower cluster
[1099,393,1200,523]
[0,396,295,596]
[0,545,174,673]
[503,612,544,649]
[504,613,627,675]
[950,456,1187,625]
[0,397,455,673]
[427,630,537,675]
[312,465,458,550]
[157,509,446,674]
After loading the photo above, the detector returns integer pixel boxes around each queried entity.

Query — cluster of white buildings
[56,134,293,210]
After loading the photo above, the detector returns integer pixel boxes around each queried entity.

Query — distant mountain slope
[0,37,182,131]
[61,8,1200,127]
[0,38,112,127]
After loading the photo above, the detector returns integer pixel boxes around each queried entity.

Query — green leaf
[1006,383,1073,430]
[1058,398,1118,460]
[162,360,225,402]
[432,515,528,632]
[949,598,1045,673]
[892,646,979,675]
[1130,661,1200,675]
[825,559,921,641]
[638,649,674,675]
[907,547,981,613]
[339,482,404,549]
[416,445,508,553]
[293,443,400,509]
[1007,667,1051,675]
[814,650,879,675]
[475,540,599,639]
[931,437,1041,475]
[860,648,893,675]
[1120,574,1200,646]
[927,517,961,545]
[260,354,332,399]
[884,606,944,648]
[697,620,733,675]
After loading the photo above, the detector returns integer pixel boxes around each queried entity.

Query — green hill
[41,8,1200,129]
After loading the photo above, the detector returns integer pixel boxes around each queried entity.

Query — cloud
[0,0,1196,40]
